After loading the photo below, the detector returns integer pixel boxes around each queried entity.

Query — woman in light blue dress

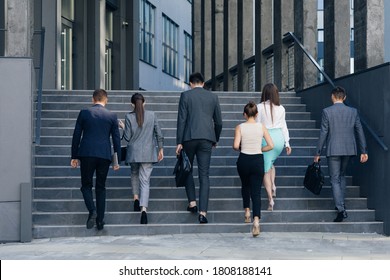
[256,83,292,211]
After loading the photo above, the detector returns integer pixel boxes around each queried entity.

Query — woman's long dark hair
[131,93,145,127]
[261,83,280,123]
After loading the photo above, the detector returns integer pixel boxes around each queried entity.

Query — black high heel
[134,199,141,212]
[140,211,148,224]
[187,205,198,213]
[198,214,208,224]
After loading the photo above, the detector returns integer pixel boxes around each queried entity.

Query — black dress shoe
[86,212,97,229]
[334,204,347,211]
[187,205,198,213]
[96,220,105,230]
[198,214,208,224]
[134,199,141,212]
[343,210,348,219]
[140,211,148,224]
[333,211,346,222]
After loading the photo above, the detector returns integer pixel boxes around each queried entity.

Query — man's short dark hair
[189,72,205,84]
[331,86,346,100]
[93,89,108,102]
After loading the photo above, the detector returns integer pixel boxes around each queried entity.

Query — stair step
[33,198,370,212]
[34,175,353,187]
[32,185,360,200]
[32,221,383,239]
[32,209,377,225]
[31,90,383,238]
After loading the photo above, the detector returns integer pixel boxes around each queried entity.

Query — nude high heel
[252,219,260,237]
[267,199,275,211]
[272,185,277,198]
[244,209,251,223]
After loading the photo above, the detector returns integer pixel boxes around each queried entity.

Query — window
[287,45,295,90]
[105,8,114,90]
[140,0,155,65]
[248,64,255,92]
[317,0,324,10]
[184,31,192,83]
[0,0,5,56]
[61,0,74,90]
[266,55,274,83]
[162,14,179,77]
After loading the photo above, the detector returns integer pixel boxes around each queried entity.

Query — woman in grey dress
[122,93,164,224]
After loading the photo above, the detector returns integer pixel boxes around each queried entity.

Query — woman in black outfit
[233,101,274,237]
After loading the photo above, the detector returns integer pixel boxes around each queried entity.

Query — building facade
[0,0,192,242]
[0,0,192,91]
[193,0,389,92]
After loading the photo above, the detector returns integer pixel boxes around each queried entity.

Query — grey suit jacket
[316,102,367,157]
[123,110,164,163]
[176,87,223,144]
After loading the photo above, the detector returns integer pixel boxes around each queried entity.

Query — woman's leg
[237,154,251,221]
[130,163,140,198]
[270,165,277,197]
[263,170,274,210]
[138,163,153,209]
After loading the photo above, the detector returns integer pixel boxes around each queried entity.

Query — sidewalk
[1,232,390,260]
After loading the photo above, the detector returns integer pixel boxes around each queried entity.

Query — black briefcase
[173,150,192,187]
[303,161,324,195]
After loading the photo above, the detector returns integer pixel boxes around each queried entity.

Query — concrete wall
[297,63,390,235]
[384,0,390,62]
[0,58,33,242]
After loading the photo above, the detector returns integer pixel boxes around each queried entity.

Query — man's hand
[313,155,320,163]
[113,164,120,171]
[360,154,368,163]
[118,119,124,129]
[70,159,79,168]
[285,146,292,155]
[176,144,183,156]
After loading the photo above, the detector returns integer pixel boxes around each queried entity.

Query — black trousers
[236,153,265,219]
[183,139,213,212]
[79,157,111,223]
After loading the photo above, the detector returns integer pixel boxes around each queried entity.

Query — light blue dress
[257,101,290,172]
[262,128,284,172]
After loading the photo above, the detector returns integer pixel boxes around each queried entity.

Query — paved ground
[1,231,390,260]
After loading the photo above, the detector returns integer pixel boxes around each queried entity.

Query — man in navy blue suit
[71,89,121,230]
[314,86,368,223]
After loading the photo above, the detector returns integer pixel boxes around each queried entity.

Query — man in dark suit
[314,86,368,222]
[71,89,121,230]
[176,72,223,224]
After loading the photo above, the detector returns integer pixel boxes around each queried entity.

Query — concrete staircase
[32,90,383,238]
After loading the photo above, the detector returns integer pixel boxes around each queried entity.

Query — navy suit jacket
[316,102,367,157]
[176,87,223,145]
[71,104,121,162]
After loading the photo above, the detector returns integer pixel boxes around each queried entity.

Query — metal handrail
[284,31,388,152]
[34,27,45,145]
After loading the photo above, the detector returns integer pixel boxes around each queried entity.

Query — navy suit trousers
[80,157,111,223]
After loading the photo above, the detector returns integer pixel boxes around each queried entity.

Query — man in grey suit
[176,72,223,224]
[314,86,368,222]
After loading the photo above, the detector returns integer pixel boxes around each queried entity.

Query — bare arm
[233,125,241,151]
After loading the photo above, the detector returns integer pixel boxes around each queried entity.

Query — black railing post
[284,31,388,152]
[35,27,45,145]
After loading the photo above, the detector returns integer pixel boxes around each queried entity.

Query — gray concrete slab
[1,232,390,260]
